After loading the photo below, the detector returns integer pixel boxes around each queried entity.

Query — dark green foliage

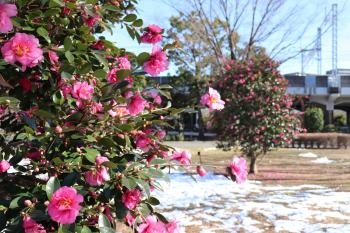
[304,107,324,132]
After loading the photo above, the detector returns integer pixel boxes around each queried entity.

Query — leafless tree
[164,0,330,63]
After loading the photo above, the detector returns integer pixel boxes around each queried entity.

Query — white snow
[298,152,318,158]
[155,173,350,233]
[311,156,335,164]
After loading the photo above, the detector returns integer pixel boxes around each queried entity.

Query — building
[285,69,350,124]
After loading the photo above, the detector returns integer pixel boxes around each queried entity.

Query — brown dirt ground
[175,145,350,192]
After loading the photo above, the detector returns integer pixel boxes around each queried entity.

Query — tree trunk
[249,154,258,174]
[197,108,205,140]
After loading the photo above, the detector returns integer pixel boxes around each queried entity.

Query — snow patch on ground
[311,156,335,164]
[298,152,318,158]
[155,173,350,233]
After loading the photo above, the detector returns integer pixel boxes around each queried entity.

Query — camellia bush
[216,55,302,174]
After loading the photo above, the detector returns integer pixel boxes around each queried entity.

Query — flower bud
[55,125,63,134]
[196,166,207,177]
[24,200,33,207]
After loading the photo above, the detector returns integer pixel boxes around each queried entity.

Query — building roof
[326,69,350,75]
[283,72,325,77]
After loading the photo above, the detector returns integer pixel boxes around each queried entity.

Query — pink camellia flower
[159,150,170,158]
[0,12,13,33]
[84,156,110,186]
[135,133,152,151]
[196,166,207,177]
[141,24,163,44]
[0,3,17,33]
[200,87,225,111]
[116,55,131,70]
[122,189,142,210]
[144,46,169,76]
[84,14,101,28]
[23,216,46,233]
[157,130,166,140]
[71,81,94,101]
[0,160,10,173]
[48,51,59,64]
[166,220,182,233]
[47,186,83,224]
[19,77,32,93]
[111,105,130,119]
[107,68,118,84]
[0,3,17,18]
[127,93,148,116]
[92,40,105,50]
[146,90,162,105]
[229,157,248,184]
[137,216,166,233]
[125,212,135,226]
[107,56,131,83]
[91,102,103,114]
[1,33,43,71]
[108,109,117,118]
[171,151,191,166]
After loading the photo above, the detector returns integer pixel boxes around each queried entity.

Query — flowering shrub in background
[216,55,302,174]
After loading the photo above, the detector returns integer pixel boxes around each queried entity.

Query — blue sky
[103,0,350,75]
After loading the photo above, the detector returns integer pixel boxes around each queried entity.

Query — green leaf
[133,19,143,27]
[116,69,131,80]
[123,14,137,22]
[0,97,20,106]
[61,71,72,79]
[149,158,166,166]
[116,124,133,132]
[138,203,151,216]
[65,51,75,64]
[147,197,160,205]
[36,27,51,43]
[159,90,172,99]
[53,91,65,105]
[81,226,92,233]
[64,37,73,51]
[171,108,185,115]
[121,177,137,189]
[126,25,135,39]
[159,84,173,89]
[46,177,60,200]
[33,109,56,121]
[99,228,116,233]
[103,4,119,11]
[94,69,107,79]
[98,214,111,229]
[98,137,116,148]
[9,196,23,209]
[78,63,92,74]
[101,161,119,169]
[50,0,64,7]
[137,52,150,66]
[58,224,75,233]
[115,80,130,89]
[155,212,168,223]
[84,148,100,163]
[93,52,108,67]
[136,179,150,197]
